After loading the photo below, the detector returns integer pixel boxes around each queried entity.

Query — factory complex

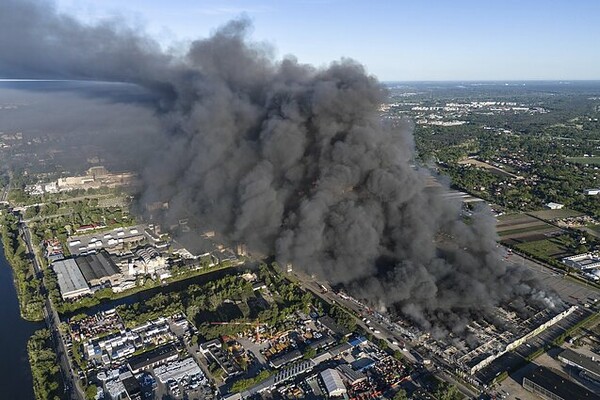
[50,223,244,300]
[563,252,600,281]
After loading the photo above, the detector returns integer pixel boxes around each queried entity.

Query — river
[0,243,42,400]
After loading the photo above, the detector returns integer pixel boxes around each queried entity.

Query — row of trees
[115,264,327,341]
[27,329,63,400]
[0,211,44,321]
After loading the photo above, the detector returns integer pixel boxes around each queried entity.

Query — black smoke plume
[0,0,558,335]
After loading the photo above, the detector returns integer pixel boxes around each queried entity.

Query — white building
[545,202,564,210]
[563,253,600,271]
[584,188,600,196]
[320,368,347,397]
[52,259,92,300]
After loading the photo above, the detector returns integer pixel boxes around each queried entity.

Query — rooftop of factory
[337,363,367,385]
[558,348,600,378]
[75,251,121,283]
[523,366,600,400]
[270,350,302,369]
[154,357,204,384]
[320,368,347,396]
[317,315,348,336]
[52,258,91,298]
[127,343,178,372]
[425,303,573,375]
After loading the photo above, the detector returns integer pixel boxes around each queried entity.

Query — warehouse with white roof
[52,258,92,299]
[320,368,347,397]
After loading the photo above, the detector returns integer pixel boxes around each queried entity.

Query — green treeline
[0,211,44,321]
[117,264,325,340]
[27,329,63,400]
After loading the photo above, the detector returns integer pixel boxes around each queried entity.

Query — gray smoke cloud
[0,0,558,335]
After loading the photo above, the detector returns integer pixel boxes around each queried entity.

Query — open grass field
[497,213,540,227]
[566,156,600,165]
[516,236,572,260]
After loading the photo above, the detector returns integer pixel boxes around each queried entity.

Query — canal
[0,243,42,400]
[64,264,246,318]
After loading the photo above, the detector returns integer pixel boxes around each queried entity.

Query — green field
[516,236,571,261]
[528,208,583,220]
[566,156,600,165]
[498,225,555,237]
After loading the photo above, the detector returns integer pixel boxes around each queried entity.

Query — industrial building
[337,364,367,386]
[75,251,123,287]
[317,315,348,336]
[127,343,178,374]
[419,304,577,377]
[320,368,347,397]
[546,202,564,210]
[154,357,205,384]
[522,366,600,400]
[52,258,92,300]
[199,339,242,377]
[584,188,600,196]
[563,253,600,271]
[269,350,302,369]
[558,348,600,381]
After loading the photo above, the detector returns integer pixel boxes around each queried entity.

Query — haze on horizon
[47,0,600,82]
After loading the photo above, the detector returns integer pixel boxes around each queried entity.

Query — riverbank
[27,329,63,400]
[0,211,44,322]
[0,241,43,400]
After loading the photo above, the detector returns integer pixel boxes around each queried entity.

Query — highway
[19,216,84,400]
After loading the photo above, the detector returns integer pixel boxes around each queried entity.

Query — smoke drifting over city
[0,0,558,335]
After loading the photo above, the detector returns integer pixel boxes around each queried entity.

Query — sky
[52,0,600,81]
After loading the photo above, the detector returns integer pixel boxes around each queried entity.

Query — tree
[85,385,97,400]
[303,347,317,360]
[393,350,404,361]
[435,382,461,400]
[393,389,408,400]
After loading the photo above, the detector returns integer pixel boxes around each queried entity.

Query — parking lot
[507,252,599,305]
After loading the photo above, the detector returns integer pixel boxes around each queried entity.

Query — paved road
[19,217,84,400]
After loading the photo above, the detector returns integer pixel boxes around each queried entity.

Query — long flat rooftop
[75,251,120,283]
[558,348,600,378]
[127,343,177,372]
[523,366,600,400]
[52,258,90,298]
